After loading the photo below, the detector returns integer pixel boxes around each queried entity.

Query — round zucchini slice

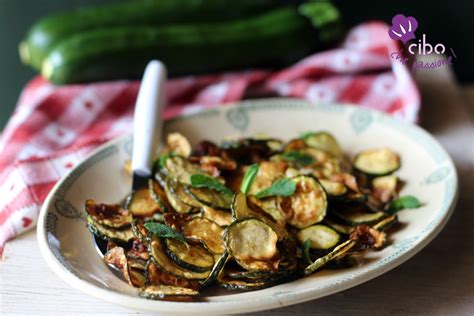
[302,131,343,157]
[182,218,225,254]
[87,216,134,243]
[127,184,164,217]
[318,179,347,197]
[247,195,286,226]
[164,156,203,185]
[279,176,327,229]
[248,161,287,195]
[145,260,200,290]
[148,239,210,280]
[296,224,341,250]
[372,175,398,203]
[201,205,233,227]
[226,219,279,271]
[138,285,199,300]
[163,238,215,273]
[354,148,400,176]
[333,209,388,226]
[185,186,232,211]
[164,179,195,214]
[85,200,132,228]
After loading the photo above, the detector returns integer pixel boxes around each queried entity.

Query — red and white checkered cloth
[0,22,419,256]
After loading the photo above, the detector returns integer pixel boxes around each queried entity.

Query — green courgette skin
[21,0,286,70]
[42,7,318,84]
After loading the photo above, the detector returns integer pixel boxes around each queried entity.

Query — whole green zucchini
[20,0,287,69]
[42,7,319,84]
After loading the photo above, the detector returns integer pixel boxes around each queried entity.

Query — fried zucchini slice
[138,285,199,300]
[248,161,287,195]
[185,186,232,211]
[296,225,341,250]
[164,238,215,273]
[333,209,388,226]
[164,179,195,214]
[323,219,353,235]
[201,205,233,227]
[164,156,203,184]
[279,176,327,229]
[226,219,279,271]
[372,175,398,203]
[372,214,398,231]
[182,218,225,254]
[145,260,200,289]
[148,238,210,280]
[318,179,347,197]
[127,182,165,217]
[149,179,170,211]
[302,131,343,157]
[86,216,134,243]
[200,252,229,288]
[85,200,132,228]
[232,192,287,240]
[304,239,357,275]
[248,195,286,226]
[129,268,146,287]
[354,148,400,176]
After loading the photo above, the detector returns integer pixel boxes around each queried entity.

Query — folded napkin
[0,22,419,256]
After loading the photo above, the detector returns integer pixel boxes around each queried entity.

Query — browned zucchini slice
[182,218,225,254]
[164,156,203,184]
[248,195,286,226]
[138,285,199,300]
[86,216,134,243]
[248,161,287,195]
[323,219,353,235]
[127,183,165,217]
[226,219,279,271]
[333,209,387,226]
[296,224,340,250]
[354,148,400,176]
[279,176,327,229]
[148,238,210,280]
[164,179,195,214]
[145,260,200,290]
[185,186,232,211]
[232,192,287,240]
[372,214,398,231]
[318,179,347,197]
[304,239,357,275]
[149,179,171,211]
[163,238,215,273]
[372,175,398,203]
[85,200,132,228]
[201,205,233,226]
[129,268,146,287]
[166,132,192,157]
[301,131,343,157]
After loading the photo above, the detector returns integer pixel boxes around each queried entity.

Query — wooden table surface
[1,65,473,315]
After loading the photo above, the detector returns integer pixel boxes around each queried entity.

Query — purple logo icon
[389,14,418,44]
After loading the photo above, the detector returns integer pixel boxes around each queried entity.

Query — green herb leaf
[143,222,185,242]
[154,153,171,172]
[240,164,259,195]
[303,239,313,264]
[190,174,233,196]
[280,151,314,166]
[389,195,423,213]
[256,178,296,199]
[299,131,315,140]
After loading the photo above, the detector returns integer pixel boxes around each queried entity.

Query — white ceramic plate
[37,98,457,314]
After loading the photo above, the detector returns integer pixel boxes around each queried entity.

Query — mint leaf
[389,195,422,213]
[154,153,171,172]
[240,164,259,195]
[144,222,185,242]
[280,151,314,166]
[299,131,315,140]
[256,178,296,199]
[303,239,313,264]
[190,174,233,196]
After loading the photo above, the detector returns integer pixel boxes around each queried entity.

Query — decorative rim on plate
[37,98,458,314]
